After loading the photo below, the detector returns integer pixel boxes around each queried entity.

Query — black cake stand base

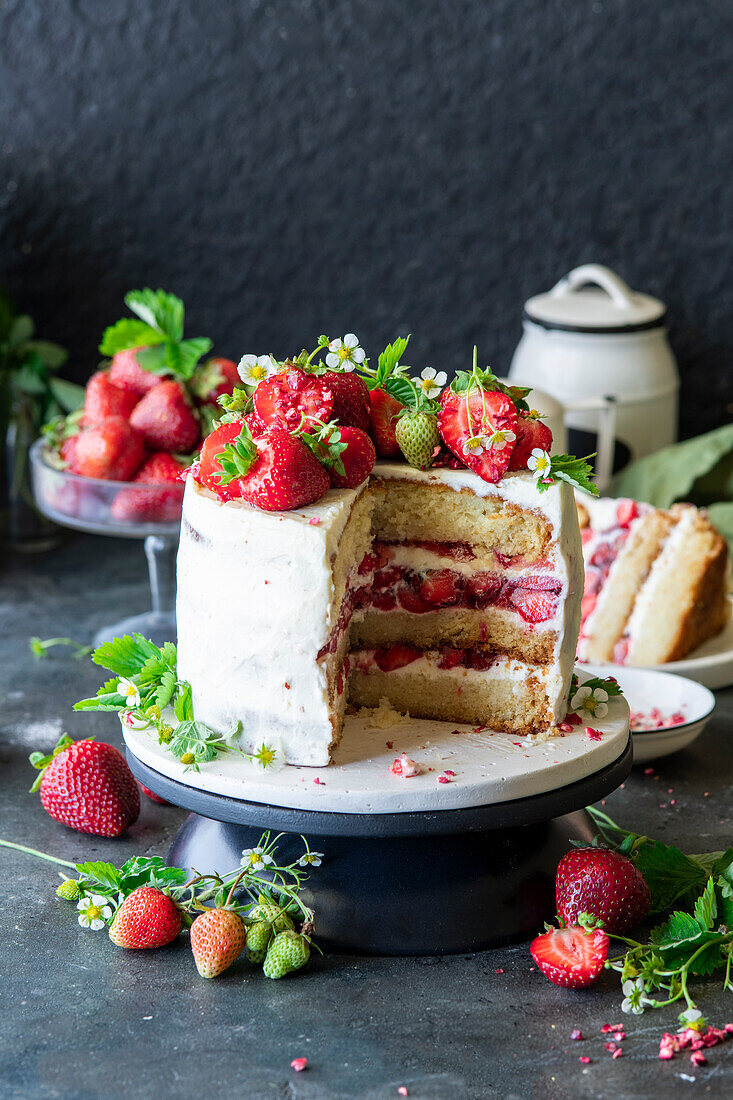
[127,736,632,956]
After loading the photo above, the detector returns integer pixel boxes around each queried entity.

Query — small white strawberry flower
[241,846,275,872]
[679,1007,705,1029]
[486,428,516,450]
[238,354,278,387]
[462,435,488,457]
[297,851,324,868]
[621,977,650,1015]
[118,677,141,708]
[77,894,113,931]
[325,333,365,371]
[528,448,552,478]
[571,684,610,721]
[418,366,447,399]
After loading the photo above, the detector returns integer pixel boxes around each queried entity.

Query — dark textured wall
[1,0,731,437]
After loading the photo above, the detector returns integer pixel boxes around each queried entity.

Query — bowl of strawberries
[30,288,239,645]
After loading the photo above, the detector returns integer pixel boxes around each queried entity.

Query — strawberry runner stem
[0,839,77,868]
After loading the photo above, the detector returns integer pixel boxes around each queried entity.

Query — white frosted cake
[177,463,583,766]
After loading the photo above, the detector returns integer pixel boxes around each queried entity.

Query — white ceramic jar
[508,265,680,470]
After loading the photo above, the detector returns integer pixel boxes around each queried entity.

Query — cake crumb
[360,697,411,729]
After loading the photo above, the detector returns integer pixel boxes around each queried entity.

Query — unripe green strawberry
[249,901,294,934]
[395,411,440,470]
[246,920,272,963]
[56,878,81,900]
[263,930,310,979]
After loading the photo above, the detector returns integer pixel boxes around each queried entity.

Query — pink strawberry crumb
[612,1048,623,1059]
[313,777,325,785]
[308,517,321,526]
[444,769,456,777]
[579,1055,591,1064]
[495,968,504,974]
[585,727,603,740]
[604,1042,617,1053]
[613,1031,626,1041]
[291,1057,308,1072]
[600,1024,622,1033]
[570,1029,583,1041]
[690,1051,707,1066]
[643,767,655,776]
[398,1089,409,1097]
[437,775,451,784]
[391,754,422,778]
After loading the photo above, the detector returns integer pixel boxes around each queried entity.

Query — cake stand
[29,438,182,647]
[124,679,631,955]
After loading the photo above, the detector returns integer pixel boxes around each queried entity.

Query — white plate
[123,667,630,814]
[580,599,733,690]
[582,663,716,764]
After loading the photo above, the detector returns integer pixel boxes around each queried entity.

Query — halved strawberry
[323,371,371,430]
[467,573,502,608]
[329,427,376,489]
[397,584,432,614]
[616,499,639,527]
[530,925,609,989]
[438,388,517,483]
[509,587,557,623]
[253,367,334,432]
[374,644,423,672]
[371,590,397,611]
[419,570,464,607]
[368,389,404,457]
[508,413,553,471]
[437,647,465,669]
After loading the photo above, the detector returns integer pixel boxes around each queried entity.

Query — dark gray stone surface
[1,532,733,1099]
[1,0,731,438]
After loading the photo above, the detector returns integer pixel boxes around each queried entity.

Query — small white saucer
[581,662,716,764]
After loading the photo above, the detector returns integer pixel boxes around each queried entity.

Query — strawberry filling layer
[579,500,643,639]
[352,644,501,673]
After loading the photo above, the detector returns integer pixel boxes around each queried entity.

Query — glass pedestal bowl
[30,438,182,647]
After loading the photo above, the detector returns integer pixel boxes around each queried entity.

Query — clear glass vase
[6,392,60,551]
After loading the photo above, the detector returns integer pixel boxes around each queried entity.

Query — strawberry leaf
[91,634,161,677]
[124,289,185,342]
[537,454,598,496]
[135,345,169,375]
[98,318,164,356]
[75,861,122,892]
[694,878,718,931]
[155,668,177,709]
[165,337,213,380]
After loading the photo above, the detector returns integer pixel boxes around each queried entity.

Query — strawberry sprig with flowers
[585,809,733,1034]
[0,831,319,980]
[74,634,283,773]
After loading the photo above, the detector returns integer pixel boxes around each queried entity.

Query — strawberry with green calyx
[263,929,311,979]
[190,357,240,406]
[100,288,213,388]
[29,734,140,837]
[369,388,404,457]
[56,877,81,900]
[246,897,296,962]
[109,886,182,949]
[190,907,247,977]
[438,351,518,483]
[395,410,440,470]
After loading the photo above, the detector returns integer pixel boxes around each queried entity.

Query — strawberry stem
[0,839,77,868]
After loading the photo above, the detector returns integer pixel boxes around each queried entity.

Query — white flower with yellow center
[297,851,324,868]
[528,448,552,478]
[571,684,609,721]
[238,354,278,387]
[462,435,488,457]
[77,894,113,931]
[325,333,365,371]
[486,428,516,451]
[418,367,447,399]
[241,847,274,872]
[118,677,141,708]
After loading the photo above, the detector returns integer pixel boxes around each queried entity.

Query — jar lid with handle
[523,263,666,333]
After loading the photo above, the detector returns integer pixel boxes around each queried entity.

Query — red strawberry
[438,388,517,482]
[467,573,502,608]
[375,644,423,671]
[254,367,334,432]
[241,431,330,511]
[616,499,639,527]
[190,908,247,978]
[108,347,161,397]
[74,416,146,481]
[60,435,81,473]
[111,453,185,523]
[329,426,376,489]
[130,380,200,452]
[323,370,371,430]
[508,413,553,471]
[419,570,464,607]
[397,584,432,613]
[197,421,247,500]
[139,783,170,806]
[83,371,140,425]
[31,735,140,837]
[191,357,241,405]
[531,925,609,989]
[509,587,557,623]
[555,847,652,934]
[368,389,404,457]
[108,886,181,949]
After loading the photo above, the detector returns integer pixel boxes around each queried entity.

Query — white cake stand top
[123,670,630,815]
